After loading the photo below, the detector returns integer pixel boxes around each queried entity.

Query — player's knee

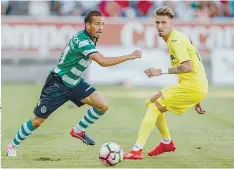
[154,101,167,113]
[31,116,45,128]
[96,103,109,113]
[100,103,109,113]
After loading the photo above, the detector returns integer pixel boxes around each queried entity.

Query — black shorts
[34,73,96,119]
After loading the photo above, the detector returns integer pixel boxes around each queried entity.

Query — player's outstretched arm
[89,50,142,67]
[144,60,192,78]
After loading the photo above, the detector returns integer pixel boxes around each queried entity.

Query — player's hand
[195,103,206,114]
[144,68,162,78]
[128,50,142,60]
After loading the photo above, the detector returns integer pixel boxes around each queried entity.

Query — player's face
[155,15,172,38]
[87,16,104,39]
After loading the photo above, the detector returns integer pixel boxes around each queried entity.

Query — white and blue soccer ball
[99,142,123,166]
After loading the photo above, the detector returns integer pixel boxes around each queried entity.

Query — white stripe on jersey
[62,75,80,85]
[79,40,89,48]
[71,67,82,76]
[82,49,97,57]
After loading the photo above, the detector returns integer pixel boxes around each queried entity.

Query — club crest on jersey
[170,55,175,60]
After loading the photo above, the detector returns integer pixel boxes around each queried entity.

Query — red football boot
[123,149,143,160]
[70,129,95,145]
[148,140,176,156]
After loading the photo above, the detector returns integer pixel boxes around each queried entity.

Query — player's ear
[170,20,173,28]
[85,22,91,30]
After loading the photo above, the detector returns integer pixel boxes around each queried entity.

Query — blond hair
[155,6,175,19]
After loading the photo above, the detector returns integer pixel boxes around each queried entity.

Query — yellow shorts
[157,84,207,115]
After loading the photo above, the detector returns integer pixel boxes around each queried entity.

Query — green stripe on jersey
[50,30,97,88]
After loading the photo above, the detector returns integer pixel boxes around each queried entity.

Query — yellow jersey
[167,30,208,93]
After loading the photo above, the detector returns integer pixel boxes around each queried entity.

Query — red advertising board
[2,17,234,58]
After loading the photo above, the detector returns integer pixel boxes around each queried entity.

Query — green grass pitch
[1,84,234,168]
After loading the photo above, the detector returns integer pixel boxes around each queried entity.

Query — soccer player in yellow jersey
[124,6,208,160]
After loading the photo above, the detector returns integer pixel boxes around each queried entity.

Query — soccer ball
[99,142,123,166]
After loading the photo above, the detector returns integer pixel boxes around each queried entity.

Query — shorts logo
[41,106,47,113]
[85,86,92,92]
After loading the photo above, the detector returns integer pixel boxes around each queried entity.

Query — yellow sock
[136,103,161,146]
[156,113,170,138]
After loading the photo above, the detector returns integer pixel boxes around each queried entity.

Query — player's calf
[6,118,41,156]
[6,116,44,156]
[71,107,105,145]
[71,91,107,145]
[31,116,45,128]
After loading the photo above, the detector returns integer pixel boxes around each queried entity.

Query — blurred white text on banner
[212,49,234,85]
[88,47,177,87]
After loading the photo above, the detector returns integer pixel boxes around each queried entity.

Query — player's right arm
[144,40,193,77]
[168,60,193,74]
[89,50,142,67]
[168,40,193,74]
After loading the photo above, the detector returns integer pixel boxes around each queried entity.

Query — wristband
[161,68,169,74]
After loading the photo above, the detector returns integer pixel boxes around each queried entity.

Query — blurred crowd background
[1,0,234,20]
[2,1,234,86]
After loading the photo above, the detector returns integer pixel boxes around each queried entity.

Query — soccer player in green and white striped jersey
[6,10,142,156]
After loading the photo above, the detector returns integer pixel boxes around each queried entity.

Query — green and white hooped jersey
[51,30,98,88]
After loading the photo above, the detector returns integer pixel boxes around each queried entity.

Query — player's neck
[163,29,173,43]
[84,29,98,45]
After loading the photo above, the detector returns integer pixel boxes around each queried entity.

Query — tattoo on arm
[168,64,191,74]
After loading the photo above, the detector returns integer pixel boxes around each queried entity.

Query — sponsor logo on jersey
[170,55,175,60]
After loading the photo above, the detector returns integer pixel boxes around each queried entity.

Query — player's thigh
[34,73,71,119]
[150,92,162,103]
[82,91,108,112]
[69,80,108,112]
[157,84,205,115]
[147,92,167,112]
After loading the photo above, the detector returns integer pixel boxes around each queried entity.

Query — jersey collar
[84,29,97,46]
[166,29,175,44]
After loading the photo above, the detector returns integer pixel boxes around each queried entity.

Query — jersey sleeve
[170,40,190,63]
[70,37,98,58]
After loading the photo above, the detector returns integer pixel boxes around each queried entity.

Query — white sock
[73,126,84,133]
[132,143,144,151]
[161,138,172,144]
